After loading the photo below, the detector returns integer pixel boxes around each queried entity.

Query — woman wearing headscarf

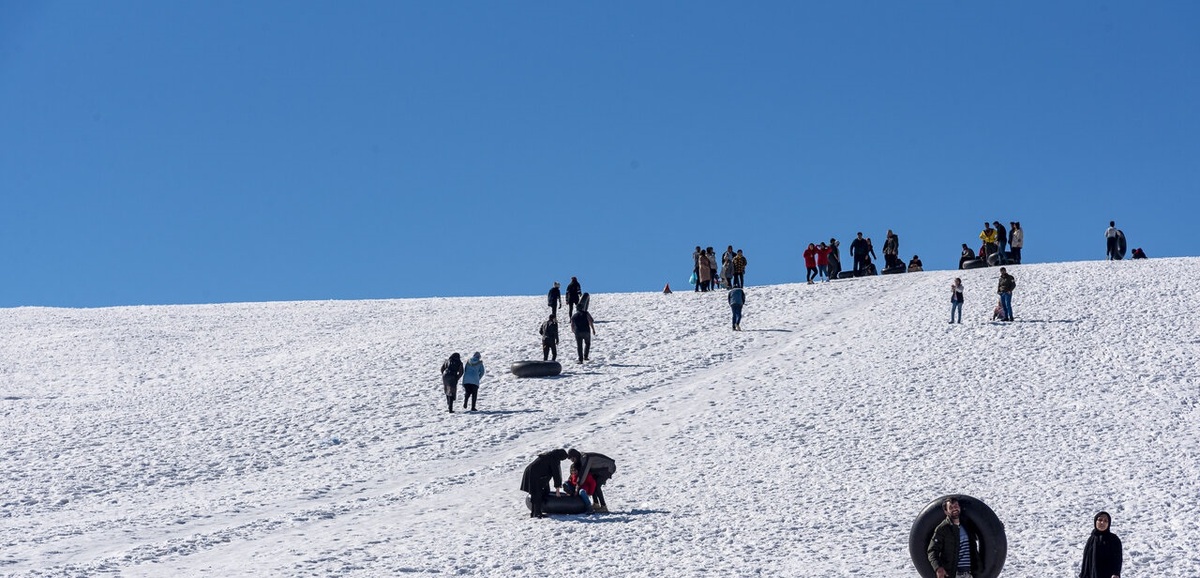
[1079,511,1122,578]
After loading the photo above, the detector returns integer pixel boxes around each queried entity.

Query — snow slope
[1,258,1197,577]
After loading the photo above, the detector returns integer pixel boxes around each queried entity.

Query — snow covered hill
[1,258,1197,577]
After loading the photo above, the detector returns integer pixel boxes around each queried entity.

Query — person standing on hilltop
[732,249,747,288]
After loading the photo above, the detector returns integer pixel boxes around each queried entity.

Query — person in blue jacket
[461,352,485,411]
[728,286,746,330]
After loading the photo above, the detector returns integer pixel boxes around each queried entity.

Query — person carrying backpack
[539,314,559,361]
[440,353,464,413]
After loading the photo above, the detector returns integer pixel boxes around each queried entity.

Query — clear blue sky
[3,1,1197,307]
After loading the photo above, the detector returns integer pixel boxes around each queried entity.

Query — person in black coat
[566,277,582,317]
[519,449,568,518]
[850,233,869,272]
[439,353,463,414]
[567,449,616,512]
[547,282,562,318]
[1079,511,1122,578]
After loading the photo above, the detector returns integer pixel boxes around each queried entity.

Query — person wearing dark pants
[519,449,568,518]
[570,309,595,363]
[567,449,616,513]
[460,352,485,412]
[439,353,463,414]
[538,314,558,361]
[728,286,745,330]
[566,277,582,317]
[547,282,562,318]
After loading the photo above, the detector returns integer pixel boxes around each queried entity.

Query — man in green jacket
[927,497,981,578]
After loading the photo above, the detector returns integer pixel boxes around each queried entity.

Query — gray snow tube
[836,270,857,280]
[909,494,1007,578]
[961,259,988,270]
[526,493,590,515]
[510,360,562,378]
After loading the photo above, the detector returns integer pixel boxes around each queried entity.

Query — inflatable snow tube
[836,270,857,280]
[510,360,562,378]
[882,265,907,275]
[1116,230,1127,259]
[909,494,1007,578]
[961,259,988,270]
[526,494,590,515]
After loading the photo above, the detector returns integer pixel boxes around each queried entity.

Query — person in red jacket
[564,464,597,511]
[816,242,832,282]
[803,243,819,284]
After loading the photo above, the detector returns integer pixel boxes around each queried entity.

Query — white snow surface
[1,258,1198,577]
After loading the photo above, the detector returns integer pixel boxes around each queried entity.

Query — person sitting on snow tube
[563,464,597,511]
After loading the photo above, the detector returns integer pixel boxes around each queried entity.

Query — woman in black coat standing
[1079,511,1122,578]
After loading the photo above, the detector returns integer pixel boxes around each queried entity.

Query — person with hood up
[1078,511,1122,578]
[519,449,568,518]
[460,352,485,411]
[439,353,464,413]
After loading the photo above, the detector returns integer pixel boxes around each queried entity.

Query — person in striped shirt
[927,497,981,578]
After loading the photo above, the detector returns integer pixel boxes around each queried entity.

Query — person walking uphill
[570,306,595,363]
[927,497,981,578]
[461,352,485,411]
[547,282,562,318]
[566,277,582,317]
[728,286,746,330]
[1079,511,1122,578]
[997,267,1016,322]
[539,314,559,361]
[519,449,568,518]
[440,353,464,413]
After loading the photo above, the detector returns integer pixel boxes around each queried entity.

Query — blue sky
[2,1,1197,307]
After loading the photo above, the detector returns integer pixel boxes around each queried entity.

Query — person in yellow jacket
[979,223,998,264]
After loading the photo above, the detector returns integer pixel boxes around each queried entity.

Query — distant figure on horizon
[1131,247,1147,259]
[539,314,559,361]
[803,243,818,284]
[817,242,832,281]
[547,282,562,318]
[926,497,981,578]
[439,352,464,414]
[570,306,595,363]
[950,278,963,324]
[979,222,998,265]
[566,277,582,317]
[461,352,485,412]
[959,244,975,270]
[850,233,869,273]
[692,246,703,292]
[721,245,735,289]
[707,247,718,289]
[1009,221,1023,264]
[728,286,745,330]
[1078,511,1122,578]
[997,267,1015,322]
[827,238,842,279]
[697,251,712,291]
[993,221,1008,265]
[1105,221,1121,260]
[732,250,747,288]
[883,229,900,269]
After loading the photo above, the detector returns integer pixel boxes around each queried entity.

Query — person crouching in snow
[563,463,597,512]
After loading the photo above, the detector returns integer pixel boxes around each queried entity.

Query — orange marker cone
[663,283,672,294]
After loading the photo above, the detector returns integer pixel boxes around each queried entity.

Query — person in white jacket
[461,352,485,411]
[1009,221,1024,264]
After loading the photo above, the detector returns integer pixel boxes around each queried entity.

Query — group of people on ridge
[966,221,1024,267]
[693,245,746,291]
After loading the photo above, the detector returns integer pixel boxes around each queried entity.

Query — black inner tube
[908,494,1007,578]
